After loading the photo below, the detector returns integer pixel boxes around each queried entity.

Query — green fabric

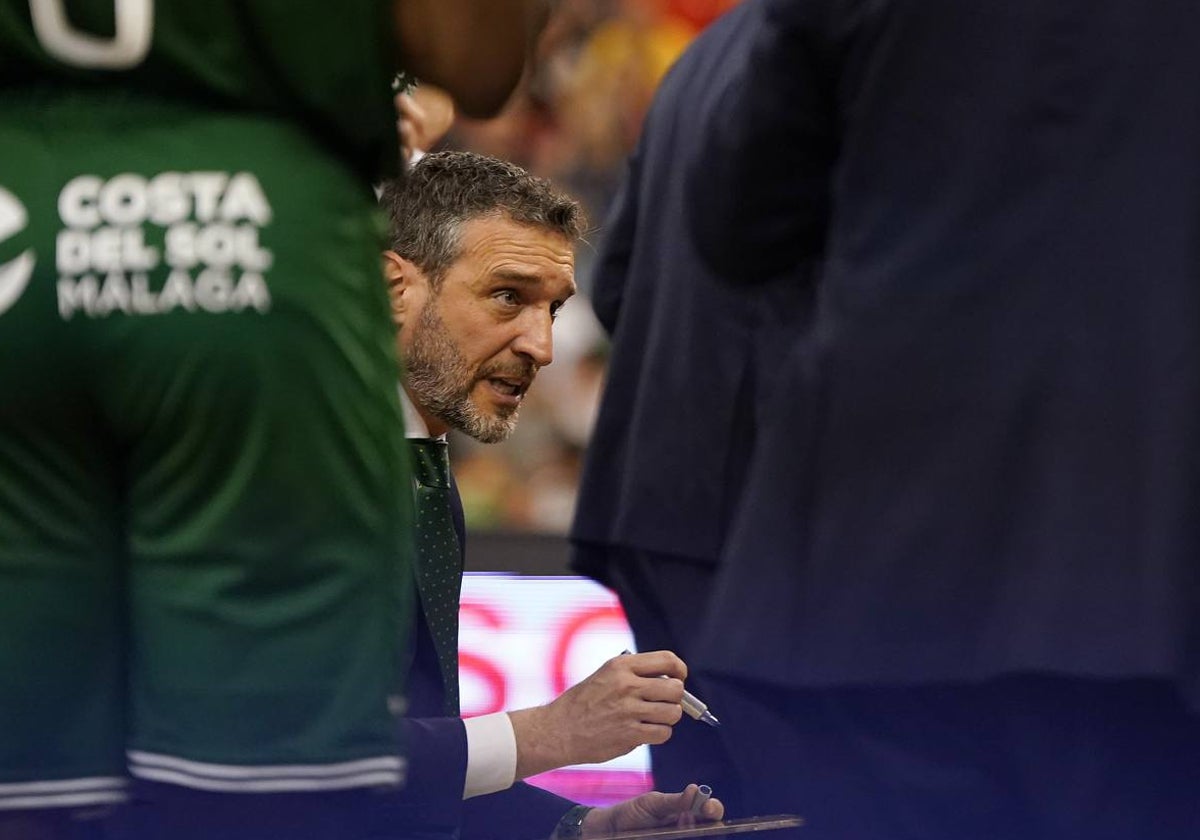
[0,91,414,785]
[0,0,401,178]
[409,438,463,716]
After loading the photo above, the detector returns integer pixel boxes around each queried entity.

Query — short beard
[404,297,533,444]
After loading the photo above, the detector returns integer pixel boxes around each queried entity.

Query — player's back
[0,2,417,834]
[0,0,400,174]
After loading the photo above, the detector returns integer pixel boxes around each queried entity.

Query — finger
[397,121,415,160]
[411,85,456,141]
[609,719,674,747]
[395,92,429,123]
[621,650,687,680]
[700,797,725,822]
[634,790,690,823]
[632,699,684,729]
[629,721,675,747]
[637,676,685,704]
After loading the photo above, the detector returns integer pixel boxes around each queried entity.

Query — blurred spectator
[665,0,741,28]
[449,0,704,221]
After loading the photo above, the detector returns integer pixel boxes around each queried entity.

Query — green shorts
[0,90,413,810]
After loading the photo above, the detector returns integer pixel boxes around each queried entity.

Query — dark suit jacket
[569,0,812,581]
[687,0,1200,708]
[391,469,574,840]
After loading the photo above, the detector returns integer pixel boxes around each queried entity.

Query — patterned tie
[409,438,463,715]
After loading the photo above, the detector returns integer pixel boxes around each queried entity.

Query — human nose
[511,308,554,367]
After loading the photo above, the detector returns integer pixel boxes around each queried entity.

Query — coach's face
[384,214,575,442]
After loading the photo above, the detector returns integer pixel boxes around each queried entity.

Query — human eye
[492,289,521,308]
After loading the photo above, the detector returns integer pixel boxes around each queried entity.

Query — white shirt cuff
[462,712,518,799]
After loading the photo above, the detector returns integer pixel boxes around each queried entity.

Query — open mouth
[487,377,528,399]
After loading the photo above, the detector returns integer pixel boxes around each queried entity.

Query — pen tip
[701,711,721,727]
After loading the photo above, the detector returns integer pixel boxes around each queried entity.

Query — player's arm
[392,0,554,118]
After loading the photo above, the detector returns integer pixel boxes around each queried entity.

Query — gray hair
[380,151,585,286]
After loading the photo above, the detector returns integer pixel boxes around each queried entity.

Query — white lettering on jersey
[55,171,274,320]
[29,0,154,71]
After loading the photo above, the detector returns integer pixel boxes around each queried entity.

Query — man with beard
[376,151,725,840]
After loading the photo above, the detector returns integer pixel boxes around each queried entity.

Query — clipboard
[593,815,805,840]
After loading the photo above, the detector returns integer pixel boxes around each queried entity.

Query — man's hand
[396,85,456,164]
[509,650,688,778]
[581,785,726,838]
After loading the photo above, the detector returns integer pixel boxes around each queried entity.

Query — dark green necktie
[409,438,463,716]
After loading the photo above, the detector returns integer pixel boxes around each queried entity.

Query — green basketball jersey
[0,86,415,806]
[0,0,402,178]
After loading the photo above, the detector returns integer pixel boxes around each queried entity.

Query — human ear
[382,250,420,324]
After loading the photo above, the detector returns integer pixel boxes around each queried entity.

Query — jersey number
[30,0,153,69]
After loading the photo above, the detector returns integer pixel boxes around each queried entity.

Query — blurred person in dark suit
[377,151,725,840]
[569,0,811,816]
[684,1,1200,838]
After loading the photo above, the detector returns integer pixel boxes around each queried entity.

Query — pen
[689,784,713,816]
[621,649,722,727]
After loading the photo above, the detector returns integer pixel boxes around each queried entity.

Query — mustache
[477,359,539,383]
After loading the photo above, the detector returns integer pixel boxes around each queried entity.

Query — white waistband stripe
[129,766,403,793]
[126,751,405,792]
[0,756,406,804]
[126,751,403,780]
[0,789,128,811]
[0,777,127,795]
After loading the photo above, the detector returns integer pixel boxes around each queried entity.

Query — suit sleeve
[380,716,470,834]
[387,718,574,838]
[688,0,839,281]
[591,150,642,335]
[460,780,577,840]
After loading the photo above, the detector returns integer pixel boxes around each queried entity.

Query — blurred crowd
[440,0,740,533]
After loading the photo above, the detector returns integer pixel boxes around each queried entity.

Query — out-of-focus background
[440,0,740,537]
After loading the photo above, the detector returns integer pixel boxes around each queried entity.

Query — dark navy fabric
[684,0,1200,709]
